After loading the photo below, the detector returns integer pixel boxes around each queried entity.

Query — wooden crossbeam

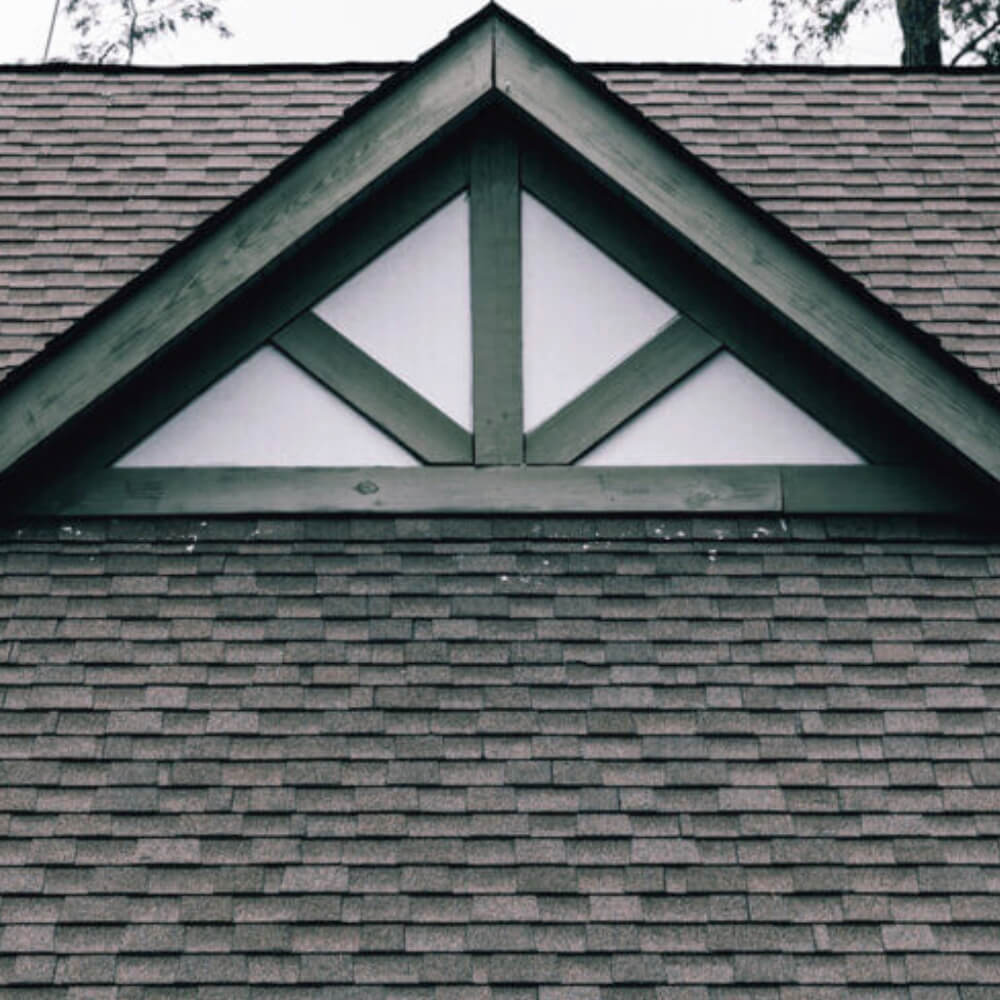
[275,314,472,465]
[526,316,721,464]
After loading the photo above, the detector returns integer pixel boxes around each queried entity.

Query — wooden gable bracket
[2,5,999,517]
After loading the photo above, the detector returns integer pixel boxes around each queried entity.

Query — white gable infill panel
[580,351,864,466]
[116,347,417,468]
[313,194,473,431]
[521,192,676,432]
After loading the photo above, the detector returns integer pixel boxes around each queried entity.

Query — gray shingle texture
[0,514,998,996]
[1,67,1000,387]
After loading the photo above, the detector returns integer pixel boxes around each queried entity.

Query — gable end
[2,6,999,519]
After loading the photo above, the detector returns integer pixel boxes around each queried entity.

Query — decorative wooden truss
[3,8,998,517]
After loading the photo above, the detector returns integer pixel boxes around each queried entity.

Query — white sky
[2,0,903,66]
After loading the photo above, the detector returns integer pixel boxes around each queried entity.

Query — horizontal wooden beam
[27,466,776,515]
[0,16,493,479]
[780,465,985,515]
[275,314,472,465]
[497,19,1000,486]
[526,316,721,464]
[17,465,987,517]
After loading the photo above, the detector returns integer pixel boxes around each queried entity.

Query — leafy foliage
[943,0,1000,62]
[738,0,1000,64]
[64,0,230,63]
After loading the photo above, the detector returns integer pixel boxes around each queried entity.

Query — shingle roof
[2,65,999,389]
[3,41,1000,998]
[1,513,999,995]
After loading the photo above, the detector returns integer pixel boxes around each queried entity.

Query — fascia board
[492,16,1000,488]
[0,16,494,479]
[22,466,981,517]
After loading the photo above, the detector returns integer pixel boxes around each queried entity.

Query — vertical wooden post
[470,125,523,465]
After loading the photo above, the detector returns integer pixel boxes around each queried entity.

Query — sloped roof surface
[1,66,999,389]
[1,514,999,994]
[3,35,1000,998]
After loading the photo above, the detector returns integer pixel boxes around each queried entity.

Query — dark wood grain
[275,314,472,464]
[470,124,523,465]
[27,465,778,515]
[780,465,989,514]
[526,316,721,464]
[0,17,493,478]
[20,465,983,517]
[499,19,1000,485]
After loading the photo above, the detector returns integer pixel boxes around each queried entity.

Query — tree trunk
[895,0,943,65]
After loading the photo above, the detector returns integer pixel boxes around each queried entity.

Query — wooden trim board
[470,125,524,464]
[275,314,472,464]
[16,466,984,517]
[497,19,1000,484]
[526,316,722,464]
[780,465,981,514]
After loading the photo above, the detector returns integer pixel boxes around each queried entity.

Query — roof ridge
[4,61,1000,76]
[586,61,1000,73]
[0,60,410,74]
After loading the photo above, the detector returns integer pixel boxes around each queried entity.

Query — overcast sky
[2,0,902,65]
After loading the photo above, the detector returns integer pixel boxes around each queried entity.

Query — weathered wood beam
[780,465,983,514]
[26,466,775,515]
[526,316,721,464]
[498,19,1000,485]
[0,16,494,478]
[470,125,523,464]
[274,314,472,464]
[18,465,985,517]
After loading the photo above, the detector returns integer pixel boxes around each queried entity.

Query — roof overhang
[3,4,1000,497]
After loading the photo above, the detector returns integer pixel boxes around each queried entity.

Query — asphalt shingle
[0,515,997,994]
[1,66,1000,387]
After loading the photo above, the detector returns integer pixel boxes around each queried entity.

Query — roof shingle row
[0,515,998,994]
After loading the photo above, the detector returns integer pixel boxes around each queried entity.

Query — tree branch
[125,0,138,63]
[43,0,61,60]
[949,12,1000,62]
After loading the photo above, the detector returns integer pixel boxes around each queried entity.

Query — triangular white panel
[580,351,864,466]
[116,346,418,468]
[522,192,677,432]
[312,194,472,430]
